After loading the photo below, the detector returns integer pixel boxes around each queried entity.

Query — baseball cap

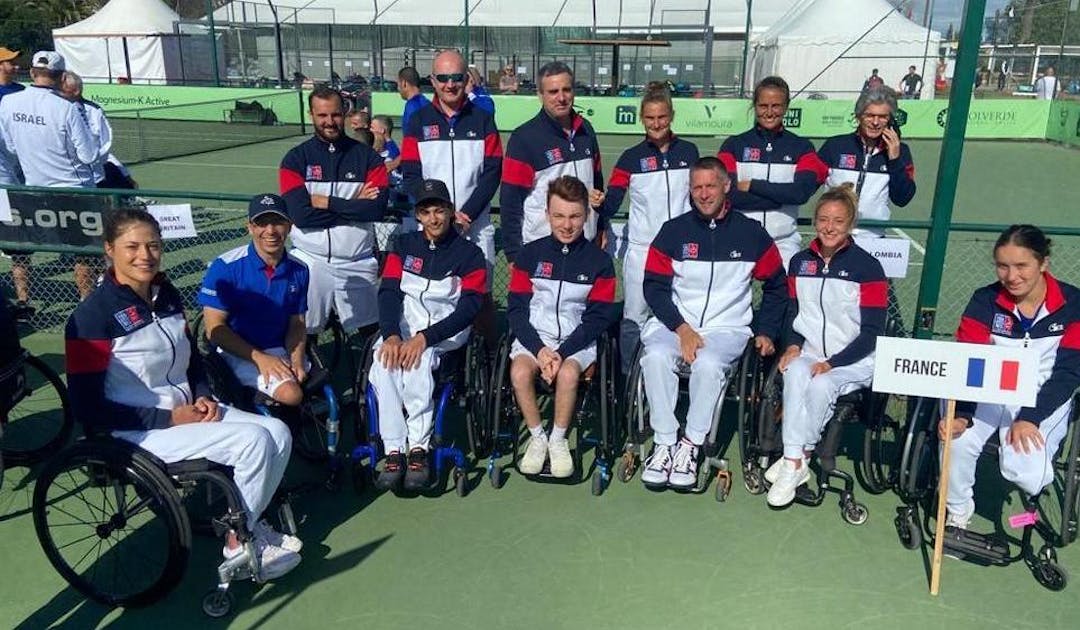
[31,51,64,72]
[248,193,290,222]
[0,48,18,63]
[414,179,453,207]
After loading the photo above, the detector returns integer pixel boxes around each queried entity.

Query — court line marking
[891,227,927,255]
[140,161,278,169]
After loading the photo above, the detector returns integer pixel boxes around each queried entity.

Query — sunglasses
[433,73,466,83]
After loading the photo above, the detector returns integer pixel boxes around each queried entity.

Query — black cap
[413,179,452,207]
[248,193,290,221]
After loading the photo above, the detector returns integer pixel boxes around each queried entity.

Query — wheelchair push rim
[0,354,74,466]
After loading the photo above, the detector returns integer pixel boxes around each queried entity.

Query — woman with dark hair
[766,184,887,507]
[64,208,302,580]
[718,75,827,268]
[939,225,1080,530]
[599,81,699,373]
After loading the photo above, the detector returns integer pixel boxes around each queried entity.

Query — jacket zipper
[418,238,436,329]
[555,243,569,340]
[448,123,457,207]
[151,295,189,405]
[663,153,672,220]
[762,141,773,231]
[698,219,717,328]
[856,142,872,197]
[818,261,829,357]
[325,141,339,262]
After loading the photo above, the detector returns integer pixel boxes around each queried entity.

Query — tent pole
[205,0,221,86]
[463,0,470,59]
[703,0,714,96]
[739,0,751,97]
[122,37,133,83]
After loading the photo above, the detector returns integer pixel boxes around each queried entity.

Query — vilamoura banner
[374,93,1051,140]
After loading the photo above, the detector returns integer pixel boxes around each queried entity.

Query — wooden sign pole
[930,399,957,596]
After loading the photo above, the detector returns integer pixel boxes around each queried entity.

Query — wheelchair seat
[165,458,236,478]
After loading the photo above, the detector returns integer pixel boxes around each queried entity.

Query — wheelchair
[351,333,490,497]
[891,394,1080,591]
[192,314,344,485]
[0,350,74,487]
[617,338,766,501]
[487,332,618,496]
[32,433,299,617]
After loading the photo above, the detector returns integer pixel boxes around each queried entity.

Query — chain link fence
[2,187,1079,341]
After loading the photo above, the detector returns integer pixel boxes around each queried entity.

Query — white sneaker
[255,538,302,581]
[518,433,548,475]
[254,519,304,553]
[668,440,699,489]
[548,437,574,478]
[945,511,971,530]
[641,444,674,486]
[764,458,784,485]
[766,458,810,507]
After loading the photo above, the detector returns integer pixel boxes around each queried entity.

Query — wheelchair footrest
[942,526,1011,566]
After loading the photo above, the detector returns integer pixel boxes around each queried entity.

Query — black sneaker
[375,451,405,491]
[403,447,430,491]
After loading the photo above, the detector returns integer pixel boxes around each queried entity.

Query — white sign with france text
[854,235,911,278]
[873,337,1039,406]
[147,204,198,240]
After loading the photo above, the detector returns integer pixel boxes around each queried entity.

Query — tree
[0,0,105,57]
[1006,0,1080,46]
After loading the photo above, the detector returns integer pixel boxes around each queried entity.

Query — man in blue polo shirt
[199,193,311,406]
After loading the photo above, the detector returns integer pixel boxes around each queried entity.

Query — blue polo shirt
[0,82,23,102]
[198,243,309,351]
[401,92,430,130]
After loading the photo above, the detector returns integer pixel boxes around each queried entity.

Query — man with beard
[279,87,389,338]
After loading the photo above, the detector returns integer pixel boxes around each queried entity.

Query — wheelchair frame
[32,435,298,617]
[0,350,74,475]
[891,394,1080,591]
[486,332,619,496]
[350,333,490,497]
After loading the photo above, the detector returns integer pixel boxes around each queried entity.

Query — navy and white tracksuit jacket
[400,99,502,265]
[779,239,887,460]
[507,235,618,361]
[65,273,210,434]
[785,239,888,367]
[946,273,1080,510]
[643,207,787,339]
[279,135,390,261]
[817,132,916,230]
[80,99,113,185]
[378,228,488,349]
[718,126,827,264]
[500,110,603,264]
[0,84,97,187]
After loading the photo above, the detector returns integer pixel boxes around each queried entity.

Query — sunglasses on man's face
[434,73,466,84]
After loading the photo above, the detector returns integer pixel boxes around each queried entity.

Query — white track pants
[291,249,379,333]
[944,400,1071,522]
[113,406,292,523]
[639,319,748,446]
[780,353,874,459]
[619,244,649,375]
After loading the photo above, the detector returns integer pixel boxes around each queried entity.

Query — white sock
[550,426,567,441]
[529,424,545,438]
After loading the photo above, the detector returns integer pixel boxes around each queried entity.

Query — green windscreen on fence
[104,90,306,165]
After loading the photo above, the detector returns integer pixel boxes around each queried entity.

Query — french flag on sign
[966,357,1020,391]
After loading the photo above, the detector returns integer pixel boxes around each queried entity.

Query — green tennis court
[2,130,1079,629]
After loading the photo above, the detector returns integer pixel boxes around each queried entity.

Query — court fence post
[912,0,987,340]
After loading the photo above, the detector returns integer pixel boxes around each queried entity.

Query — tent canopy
[214,0,792,34]
[54,0,181,36]
[751,0,940,99]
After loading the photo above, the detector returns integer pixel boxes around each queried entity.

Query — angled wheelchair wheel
[350,332,380,444]
[0,354,74,467]
[859,392,904,495]
[307,315,347,375]
[464,335,492,459]
[1059,398,1080,545]
[33,440,192,607]
[291,402,331,463]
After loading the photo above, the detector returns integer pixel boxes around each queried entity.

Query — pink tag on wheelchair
[1008,512,1039,528]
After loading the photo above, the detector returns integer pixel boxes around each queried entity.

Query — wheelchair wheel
[489,335,516,462]
[464,335,492,459]
[0,354,74,467]
[1060,399,1080,545]
[859,392,904,495]
[307,316,347,375]
[621,341,647,463]
[895,506,922,550]
[291,402,330,463]
[1034,560,1068,591]
[33,440,191,607]
[351,332,380,444]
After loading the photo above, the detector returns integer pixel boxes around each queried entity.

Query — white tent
[214,0,792,33]
[751,0,940,99]
[53,0,197,84]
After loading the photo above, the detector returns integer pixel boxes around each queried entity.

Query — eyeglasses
[433,73,466,84]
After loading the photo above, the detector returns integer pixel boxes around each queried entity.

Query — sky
[911,0,1012,33]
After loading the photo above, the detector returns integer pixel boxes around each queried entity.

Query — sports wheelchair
[192,314,344,484]
[351,334,490,497]
[0,350,73,488]
[892,395,1080,591]
[487,332,618,496]
[32,433,298,617]
[617,338,766,501]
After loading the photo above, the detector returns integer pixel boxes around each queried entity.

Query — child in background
[371,114,406,209]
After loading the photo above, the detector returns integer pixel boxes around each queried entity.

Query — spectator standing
[898,65,922,99]
[862,68,884,94]
[370,114,404,205]
[59,71,136,189]
[397,67,429,131]
[498,64,519,94]
[465,66,495,115]
[1035,66,1060,100]
[0,47,23,101]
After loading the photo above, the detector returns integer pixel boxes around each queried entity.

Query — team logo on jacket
[1049,322,1065,333]
[535,261,554,278]
[639,156,658,172]
[403,255,424,273]
[113,306,144,331]
[729,250,742,259]
[742,147,761,161]
[682,243,699,259]
[839,154,857,169]
[544,148,563,164]
[992,313,1014,335]
[305,165,323,180]
[345,171,356,180]
[798,259,818,275]
[422,124,440,140]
